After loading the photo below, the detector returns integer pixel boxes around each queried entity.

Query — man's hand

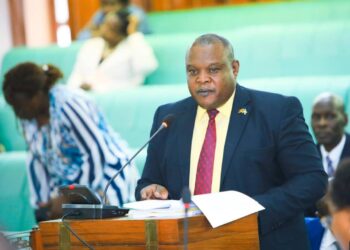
[140,184,168,200]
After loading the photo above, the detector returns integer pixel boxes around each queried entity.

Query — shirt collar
[320,134,346,162]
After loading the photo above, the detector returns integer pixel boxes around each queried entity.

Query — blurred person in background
[307,92,349,250]
[68,9,157,92]
[2,62,139,221]
[77,0,151,40]
[327,158,350,250]
[312,93,349,181]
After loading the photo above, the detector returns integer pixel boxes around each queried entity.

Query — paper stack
[124,191,264,228]
[123,199,202,219]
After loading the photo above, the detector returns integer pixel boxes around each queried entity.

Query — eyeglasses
[320,215,333,229]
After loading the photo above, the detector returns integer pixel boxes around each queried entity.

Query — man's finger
[154,185,168,199]
[141,185,157,200]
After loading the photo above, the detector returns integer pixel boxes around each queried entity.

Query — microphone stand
[102,122,168,204]
[182,187,191,250]
[61,114,174,220]
[59,114,174,248]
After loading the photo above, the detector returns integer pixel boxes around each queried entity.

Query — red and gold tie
[194,109,219,195]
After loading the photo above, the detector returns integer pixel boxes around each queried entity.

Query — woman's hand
[80,83,92,91]
[127,15,139,35]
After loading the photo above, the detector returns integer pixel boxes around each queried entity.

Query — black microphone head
[162,114,175,128]
[182,187,191,204]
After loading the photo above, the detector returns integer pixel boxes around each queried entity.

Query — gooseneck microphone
[60,114,175,220]
[102,114,175,204]
[59,114,175,249]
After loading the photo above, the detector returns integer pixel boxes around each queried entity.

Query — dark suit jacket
[136,84,328,250]
[340,133,350,158]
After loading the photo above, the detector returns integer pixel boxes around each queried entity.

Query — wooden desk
[33,213,259,249]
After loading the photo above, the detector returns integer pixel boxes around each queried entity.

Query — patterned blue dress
[21,85,139,207]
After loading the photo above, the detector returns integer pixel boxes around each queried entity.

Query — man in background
[310,92,349,250]
[311,93,350,179]
[136,33,327,250]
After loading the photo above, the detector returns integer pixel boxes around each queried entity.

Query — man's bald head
[313,92,345,114]
[186,34,235,62]
[311,92,348,152]
[185,33,240,110]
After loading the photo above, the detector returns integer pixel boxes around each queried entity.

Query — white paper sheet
[123,199,173,210]
[191,190,265,228]
[123,200,202,219]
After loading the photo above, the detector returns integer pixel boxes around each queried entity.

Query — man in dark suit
[306,93,349,216]
[135,34,327,250]
[309,93,349,249]
[312,93,350,176]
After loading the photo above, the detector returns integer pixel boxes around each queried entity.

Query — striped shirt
[21,85,139,207]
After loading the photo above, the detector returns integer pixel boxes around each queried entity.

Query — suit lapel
[221,85,251,186]
[176,98,197,187]
[340,133,350,159]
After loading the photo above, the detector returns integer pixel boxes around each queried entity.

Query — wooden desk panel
[36,214,259,249]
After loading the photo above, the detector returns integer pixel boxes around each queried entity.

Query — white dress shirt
[320,229,340,250]
[320,134,346,177]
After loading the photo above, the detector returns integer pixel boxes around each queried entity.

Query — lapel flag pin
[238,108,248,115]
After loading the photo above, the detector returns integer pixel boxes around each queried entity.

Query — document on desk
[192,191,265,228]
[123,199,202,219]
[123,199,173,210]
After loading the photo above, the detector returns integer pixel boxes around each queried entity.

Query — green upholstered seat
[1,75,350,151]
[0,42,82,89]
[1,1,349,87]
[0,98,26,151]
[1,15,349,88]
[242,76,350,136]
[144,21,350,85]
[0,152,35,231]
[91,84,189,149]
[229,21,350,80]
[0,84,189,152]
[148,0,350,35]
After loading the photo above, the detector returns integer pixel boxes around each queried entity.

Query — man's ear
[343,113,348,127]
[232,60,240,76]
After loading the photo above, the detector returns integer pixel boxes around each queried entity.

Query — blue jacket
[136,84,328,250]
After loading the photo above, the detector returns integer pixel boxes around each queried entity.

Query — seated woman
[68,9,157,92]
[2,62,139,221]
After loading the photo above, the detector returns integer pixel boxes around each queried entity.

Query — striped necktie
[326,155,334,177]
